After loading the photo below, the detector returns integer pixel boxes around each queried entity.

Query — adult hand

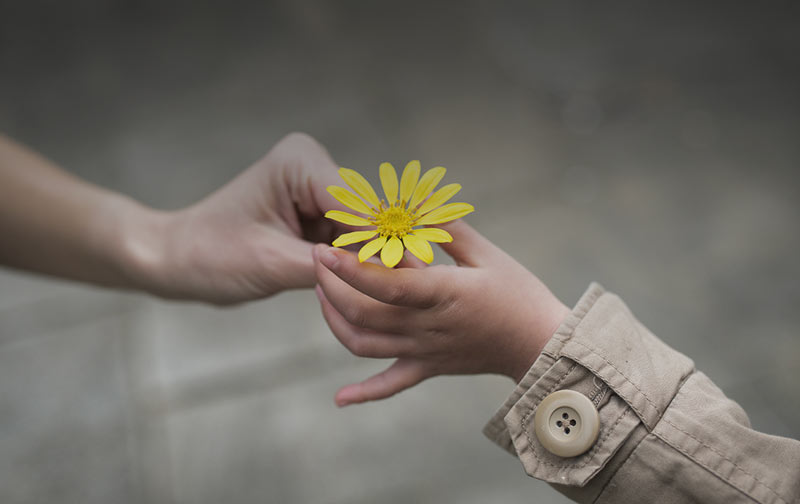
[312,220,570,406]
[127,132,343,304]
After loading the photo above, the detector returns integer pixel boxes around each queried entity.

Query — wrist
[505,290,571,384]
[103,195,173,295]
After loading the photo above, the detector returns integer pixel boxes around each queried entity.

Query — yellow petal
[332,230,377,247]
[358,235,387,262]
[325,210,374,226]
[379,162,398,206]
[410,228,453,243]
[414,183,461,216]
[408,166,446,209]
[380,236,404,268]
[338,167,381,209]
[415,202,474,226]
[327,186,375,215]
[399,160,420,205]
[402,234,434,264]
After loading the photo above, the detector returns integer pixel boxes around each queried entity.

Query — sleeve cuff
[483,283,695,487]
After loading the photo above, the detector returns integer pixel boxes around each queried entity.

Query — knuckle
[434,291,459,318]
[280,131,316,147]
[266,132,325,166]
[386,281,411,305]
[416,290,437,309]
[344,305,369,329]
[432,272,464,311]
[278,132,328,158]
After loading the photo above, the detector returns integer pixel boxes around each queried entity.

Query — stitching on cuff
[547,284,605,346]
[656,417,787,504]
[518,362,634,471]
[651,432,780,504]
[550,350,652,426]
[591,427,650,504]
[553,335,662,419]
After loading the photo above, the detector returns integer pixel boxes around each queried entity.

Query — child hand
[312,220,570,406]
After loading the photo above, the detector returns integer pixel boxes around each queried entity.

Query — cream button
[534,390,600,457]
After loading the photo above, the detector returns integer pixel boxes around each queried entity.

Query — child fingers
[433,220,499,267]
[396,251,428,269]
[315,245,442,308]
[316,286,415,358]
[334,359,428,407]
[315,261,414,333]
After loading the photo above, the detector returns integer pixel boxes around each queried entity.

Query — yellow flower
[325,161,474,268]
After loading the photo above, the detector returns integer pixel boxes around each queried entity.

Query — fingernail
[320,248,339,270]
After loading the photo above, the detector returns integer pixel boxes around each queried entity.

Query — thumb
[261,230,317,291]
[271,132,343,218]
[433,219,499,267]
[335,359,428,407]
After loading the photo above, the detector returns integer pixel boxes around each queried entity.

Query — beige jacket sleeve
[483,284,800,504]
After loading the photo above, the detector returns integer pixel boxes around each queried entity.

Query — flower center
[374,203,414,238]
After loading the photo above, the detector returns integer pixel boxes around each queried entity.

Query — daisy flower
[325,161,474,268]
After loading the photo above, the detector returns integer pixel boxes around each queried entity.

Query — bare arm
[0,134,158,287]
[0,132,343,303]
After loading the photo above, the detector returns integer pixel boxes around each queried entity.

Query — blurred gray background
[1,1,799,503]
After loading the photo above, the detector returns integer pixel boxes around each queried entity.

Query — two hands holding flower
[5,133,784,502]
[314,160,569,406]
[0,130,567,407]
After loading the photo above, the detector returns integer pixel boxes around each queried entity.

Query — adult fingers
[269,132,342,218]
[314,248,417,332]
[334,359,428,407]
[315,245,443,308]
[316,286,416,358]
[257,232,317,292]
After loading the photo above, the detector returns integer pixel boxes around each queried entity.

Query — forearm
[0,134,166,290]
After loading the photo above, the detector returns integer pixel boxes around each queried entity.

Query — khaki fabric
[483,284,800,504]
